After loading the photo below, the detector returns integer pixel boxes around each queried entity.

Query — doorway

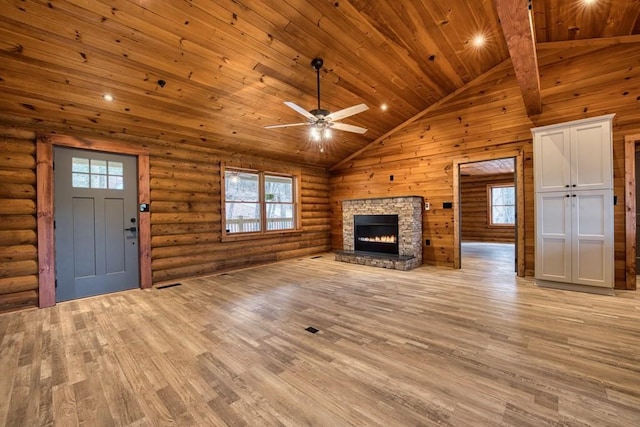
[636,149,640,273]
[459,158,516,271]
[54,147,140,301]
[452,149,525,276]
[625,134,640,290]
[36,134,152,308]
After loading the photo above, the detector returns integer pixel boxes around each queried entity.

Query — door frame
[37,134,151,307]
[624,133,640,290]
[453,148,525,276]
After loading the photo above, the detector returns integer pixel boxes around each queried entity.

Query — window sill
[221,229,303,242]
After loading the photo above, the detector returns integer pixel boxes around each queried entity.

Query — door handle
[125,227,137,232]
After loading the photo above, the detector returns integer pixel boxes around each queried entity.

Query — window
[223,167,298,237]
[72,157,123,190]
[489,184,515,225]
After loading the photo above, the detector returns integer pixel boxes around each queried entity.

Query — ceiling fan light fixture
[310,123,332,143]
[265,57,369,149]
[310,127,321,141]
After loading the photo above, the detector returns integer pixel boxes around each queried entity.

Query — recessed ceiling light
[582,0,597,5]
[102,93,114,102]
[472,34,486,48]
[381,103,388,111]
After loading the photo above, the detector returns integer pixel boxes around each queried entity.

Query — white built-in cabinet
[533,114,615,289]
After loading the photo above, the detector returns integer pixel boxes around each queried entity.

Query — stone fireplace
[336,196,423,270]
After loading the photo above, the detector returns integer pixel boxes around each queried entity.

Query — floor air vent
[156,283,182,290]
[310,256,322,259]
[305,326,319,334]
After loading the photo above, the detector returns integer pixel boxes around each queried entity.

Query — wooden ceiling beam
[494,0,542,116]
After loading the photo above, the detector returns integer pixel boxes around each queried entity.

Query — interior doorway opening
[624,133,640,290]
[452,150,525,277]
[459,158,516,272]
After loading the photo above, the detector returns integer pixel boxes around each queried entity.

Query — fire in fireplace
[358,235,397,243]
[354,214,399,255]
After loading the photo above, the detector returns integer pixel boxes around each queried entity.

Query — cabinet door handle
[572,184,577,187]
[566,194,570,198]
[572,194,577,197]
[565,185,570,187]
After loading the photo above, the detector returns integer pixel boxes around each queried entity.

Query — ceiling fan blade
[331,122,368,134]
[326,103,369,122]
[264,122,309,129]
[283,101,317,121]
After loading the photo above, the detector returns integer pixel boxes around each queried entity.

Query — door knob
[125,227,137,232]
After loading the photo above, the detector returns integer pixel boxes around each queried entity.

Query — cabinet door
[534,128,571,193]
[536,192,572,283]
[571,120,613,190]
[571,189,614,288]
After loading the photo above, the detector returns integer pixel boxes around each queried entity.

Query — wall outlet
[424,201,430,211]
[425,239,430,246]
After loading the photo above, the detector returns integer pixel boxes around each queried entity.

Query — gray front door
[54,147,139,302]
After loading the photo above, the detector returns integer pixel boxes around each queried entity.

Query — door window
[72,157,124,190]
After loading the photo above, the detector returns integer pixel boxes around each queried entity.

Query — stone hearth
[336,196,423,271]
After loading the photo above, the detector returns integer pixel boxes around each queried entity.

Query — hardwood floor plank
[0,331,22,425]
[52,383,78,426]
[72,378,113,427]
[0,244,639,425]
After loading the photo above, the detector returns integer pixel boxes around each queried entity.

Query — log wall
[461,173,515,243]
[148,145,331,284]
[331,44,640,288]
[0,128,38,312]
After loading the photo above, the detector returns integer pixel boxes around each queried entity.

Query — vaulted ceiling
[1,0,639,167]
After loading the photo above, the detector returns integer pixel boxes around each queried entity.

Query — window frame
[487,183,515,227]
[221,164,301,241]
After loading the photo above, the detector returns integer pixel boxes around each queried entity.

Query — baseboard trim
[535,279,615,296]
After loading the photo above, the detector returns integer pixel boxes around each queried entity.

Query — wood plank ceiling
[0,0,639,167]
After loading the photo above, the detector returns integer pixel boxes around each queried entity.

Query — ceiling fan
[265,58,369,140]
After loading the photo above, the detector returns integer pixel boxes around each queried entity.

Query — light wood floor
[1,244,639,426]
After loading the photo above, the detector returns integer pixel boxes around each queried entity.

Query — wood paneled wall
[0,128,38,312]
[461,173,515,243]
[331,44,640,288]
[0,131,331,313]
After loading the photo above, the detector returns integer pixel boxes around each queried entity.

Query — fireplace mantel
[337,196,423,270]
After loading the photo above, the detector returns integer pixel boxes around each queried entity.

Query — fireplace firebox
[354,214,399,255]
